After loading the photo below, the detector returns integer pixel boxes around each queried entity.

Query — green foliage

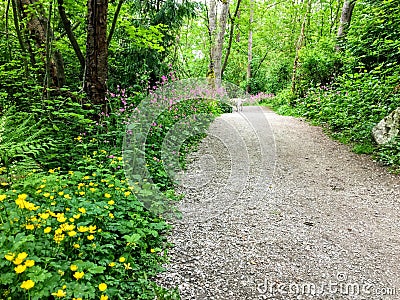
[263,56,293,95]
[377,137,400,170]
[145,98,219,190]
[296,38,340,97]
[0,108,50,173]
[277,68,400,159]
[346,0,400,71]
[0,152,175,299]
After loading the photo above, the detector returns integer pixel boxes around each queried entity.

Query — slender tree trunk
[246,0,253,93]
[213,0,229,88]
[221,0,242,77]
[57,0,85,69]
[108,0,124,45]
[336,0,356,51]
[5,0,12,60]
[84,0,109,112]
[291,0,311,100]
[11,0,30,68]
[207,0,217,89]
[45,0,53,99]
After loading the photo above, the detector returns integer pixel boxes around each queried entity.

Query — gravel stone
[156,106,400,300]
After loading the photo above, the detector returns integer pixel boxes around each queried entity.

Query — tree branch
[107,0,124,46]
[57,0,85,69]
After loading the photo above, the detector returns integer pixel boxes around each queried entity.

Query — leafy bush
[296,38,340,97]
[263,57,292,94]
[290,68,400,153]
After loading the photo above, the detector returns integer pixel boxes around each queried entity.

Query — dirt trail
[157,106,400,300]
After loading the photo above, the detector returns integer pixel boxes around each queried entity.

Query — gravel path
[156,106,400,300]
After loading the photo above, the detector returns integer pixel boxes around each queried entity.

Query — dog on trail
[231,98,244,112]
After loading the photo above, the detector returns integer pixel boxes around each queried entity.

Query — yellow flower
[68,171,74,175]
[73,271,85,280]
[4,253,15,261]
[150,248,156,253]
[108,262,116,267]
[17,252,28,261]
[57,270,65,276]
[0,194,6,201]
[79,191,85,196]
[14,264,27,273]
[39,213,50,220]
[69,218,75,222]
[73,214,81,219]
[98,283,107,292]
[68,231,77,237]
[100,295,109,300]
[92,173,96,177]
[119,257,126,263]
[78,207,86,214]
[117,157,123,161]
[64,194,72,199]
[13,257,24,265]
[87,235,94,241]
[83,176,90,180]
[52,289,66,297]
[50,196,55,200]
[54,234,65,243]
[124,263,132,270]
[104,193,111,198]
[58,191,64,196]
[108,213,114,219]
[88,225,96,233]
[25,260,35,267]
[25,224,35,230]
[49,169,55,173]
[73,298,82,300]
[107,200,115,205]
[90,188,96,192]
[70,264,78,271]
[20,279,35,290]
[73,243,80,249]
[57,215,67,223]
[124,191,131,197]
[78,226,88,233]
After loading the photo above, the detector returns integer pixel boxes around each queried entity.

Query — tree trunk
[291,0,311,101]
[57,0,85,69]
[221,0,242,77]
[207,0,217,89]
[18,0,65,88]
[336,0,356,50]
[84,0,109,112]
[108,0,124,45]
[213,0,229,88]
[246,0,253,93]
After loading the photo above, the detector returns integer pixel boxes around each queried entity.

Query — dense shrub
[296,38,340,97]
